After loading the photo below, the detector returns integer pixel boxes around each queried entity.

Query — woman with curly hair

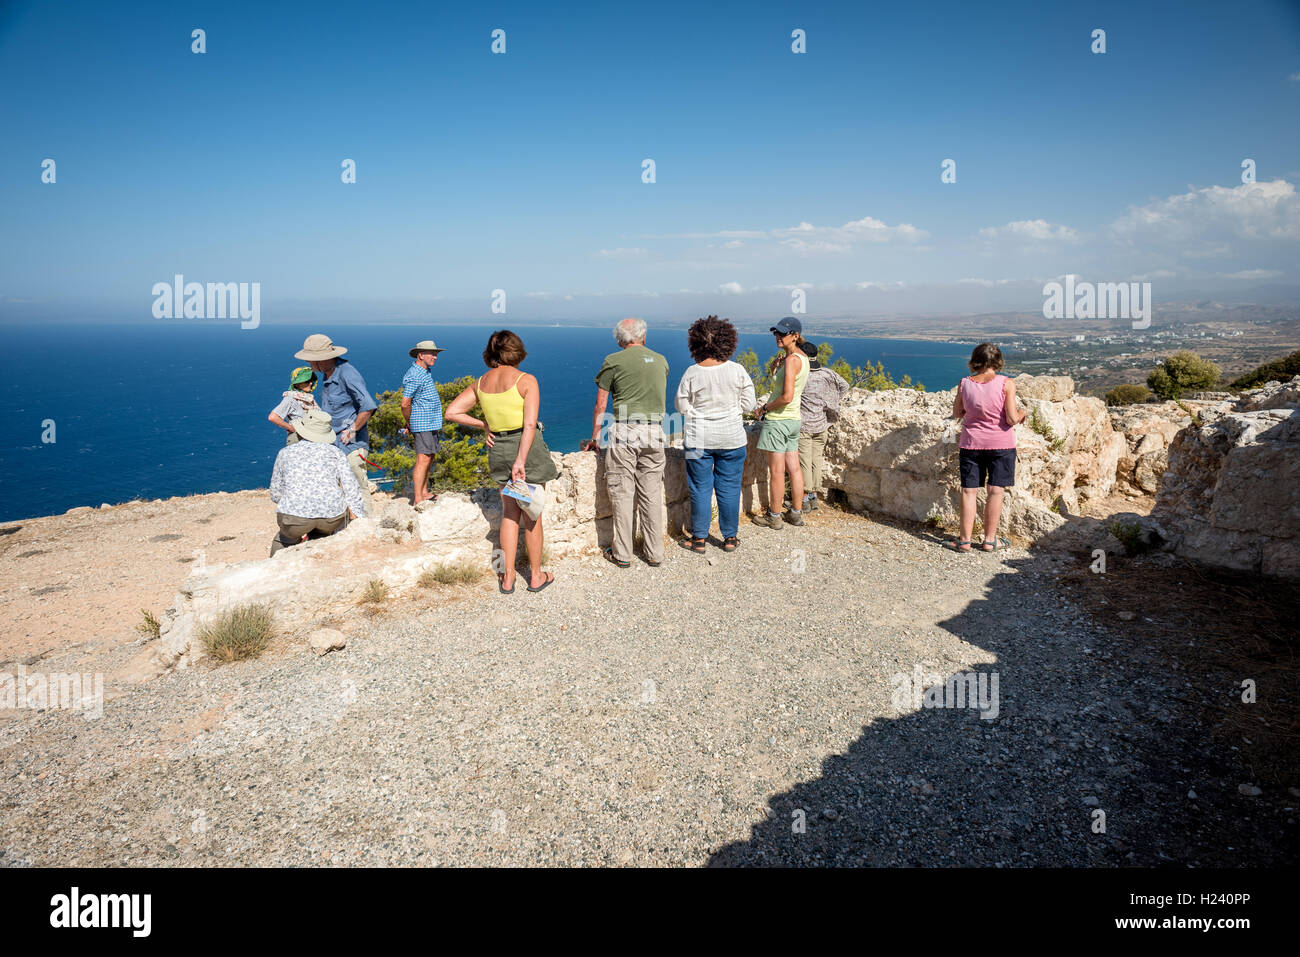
[673,316,757,553]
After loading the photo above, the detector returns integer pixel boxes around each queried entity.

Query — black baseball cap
[770,316,802,336]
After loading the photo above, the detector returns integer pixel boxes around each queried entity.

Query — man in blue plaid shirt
[402,340,445,506]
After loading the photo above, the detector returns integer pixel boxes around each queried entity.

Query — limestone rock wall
[1153,377,1300,578]
[816,374,1125,539]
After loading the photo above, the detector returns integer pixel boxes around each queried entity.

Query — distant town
[802,301,1300,397]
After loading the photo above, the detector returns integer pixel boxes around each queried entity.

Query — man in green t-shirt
[584,317,669,567]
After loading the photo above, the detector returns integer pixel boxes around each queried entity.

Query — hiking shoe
[785,509,806,526]
[757,511,783,530]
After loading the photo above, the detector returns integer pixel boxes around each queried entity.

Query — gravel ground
[1,505,1294,867]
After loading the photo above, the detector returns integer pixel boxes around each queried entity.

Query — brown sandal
[722,537,739,552]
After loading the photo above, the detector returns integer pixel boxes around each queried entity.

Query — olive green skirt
[488,429,559,485]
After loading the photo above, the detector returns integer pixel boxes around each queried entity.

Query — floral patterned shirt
[269,440,367,518]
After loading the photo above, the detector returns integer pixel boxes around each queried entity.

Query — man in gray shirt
[797,341,849,511]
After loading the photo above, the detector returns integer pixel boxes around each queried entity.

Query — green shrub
[359,579,390,605]
[1105,384,1152,406]
[200,604,274,662]
[1107,519,1153,556]
[368,376,490,494]
[136,609,162,640]
[1027,407,1066,451]
[738,343,923,404]
[1231,349,1300,390]
[1147,351,1221,400]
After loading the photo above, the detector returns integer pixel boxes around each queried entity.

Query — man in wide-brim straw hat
[401,340,446,508]
[268,408,368,555]
[295,333,377,515]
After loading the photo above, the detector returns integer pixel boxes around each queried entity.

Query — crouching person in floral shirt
[268,407,369,556]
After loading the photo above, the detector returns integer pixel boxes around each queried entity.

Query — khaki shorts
[757,417,800,453]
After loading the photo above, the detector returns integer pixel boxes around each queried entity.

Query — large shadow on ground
[708,517,1298,867]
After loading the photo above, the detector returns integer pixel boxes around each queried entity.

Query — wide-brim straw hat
[295,333,348,361]
[409,339,445,358]
[293,408,337,444]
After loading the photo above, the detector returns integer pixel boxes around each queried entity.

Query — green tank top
[766,353,808,421]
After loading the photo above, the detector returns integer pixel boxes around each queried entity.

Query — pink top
[959,374,1016,449]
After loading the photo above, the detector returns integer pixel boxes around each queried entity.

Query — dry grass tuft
[200,603,274,662]
[359,579,390,605]
[420,560,486,587]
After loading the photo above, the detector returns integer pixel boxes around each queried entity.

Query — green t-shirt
[595,344,669,422]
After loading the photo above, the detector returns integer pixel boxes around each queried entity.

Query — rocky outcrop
[1108,402,1195,496]
[815,375,1127,539]
[1154,377,1300,579]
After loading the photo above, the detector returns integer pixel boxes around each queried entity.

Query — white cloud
[1290,72,1300,82]
[717,281,744,295]
[855,280,906,291]
[958,277,1022,287]
[1110,179,1300,248]
[650,216,928,252]
[1220,268,1284,280]
[595,247,648,260]
[978,219,1079,242]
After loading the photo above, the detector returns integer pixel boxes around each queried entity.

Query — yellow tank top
[767,353,808,421]
[477,372,526,432]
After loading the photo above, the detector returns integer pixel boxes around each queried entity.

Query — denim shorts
[959,447,1016,488]
[757,417,801,453]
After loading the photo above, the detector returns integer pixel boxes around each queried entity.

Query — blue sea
[0,321,976,523]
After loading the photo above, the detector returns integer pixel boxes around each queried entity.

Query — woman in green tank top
[753,318,810,529]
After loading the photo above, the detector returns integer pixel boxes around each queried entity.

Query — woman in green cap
[268,366,319,445]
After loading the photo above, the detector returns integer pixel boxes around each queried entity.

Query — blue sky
[2,0,1299,320]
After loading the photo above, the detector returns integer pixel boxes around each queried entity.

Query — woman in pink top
[945,343,1026,553]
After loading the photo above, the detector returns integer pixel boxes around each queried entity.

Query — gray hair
[614,317,647,346]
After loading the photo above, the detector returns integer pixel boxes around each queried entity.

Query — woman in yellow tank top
[445,330,558,593]
[753,317,809,529]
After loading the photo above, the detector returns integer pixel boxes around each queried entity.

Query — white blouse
[674,361,758,450]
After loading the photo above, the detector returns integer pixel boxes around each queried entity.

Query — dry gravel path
[1,505,1293,867]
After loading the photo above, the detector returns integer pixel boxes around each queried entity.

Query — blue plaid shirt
[402,362,443,433]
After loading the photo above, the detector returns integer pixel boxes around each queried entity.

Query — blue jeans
[684,446,748,540]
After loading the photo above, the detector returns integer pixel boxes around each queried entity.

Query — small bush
[200,603,274,662]
[1231,349,1300,390]
[1147,351,1221,400]
[1105,384,1152,406]
[136,609,162,640]
[359,579,390,604]
[1108,519,1153,556]
[420,560,486,586]
[1027,407,1066,451]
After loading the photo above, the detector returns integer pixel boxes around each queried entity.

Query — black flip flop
[498,573,515,594]
[526,571,555,593]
